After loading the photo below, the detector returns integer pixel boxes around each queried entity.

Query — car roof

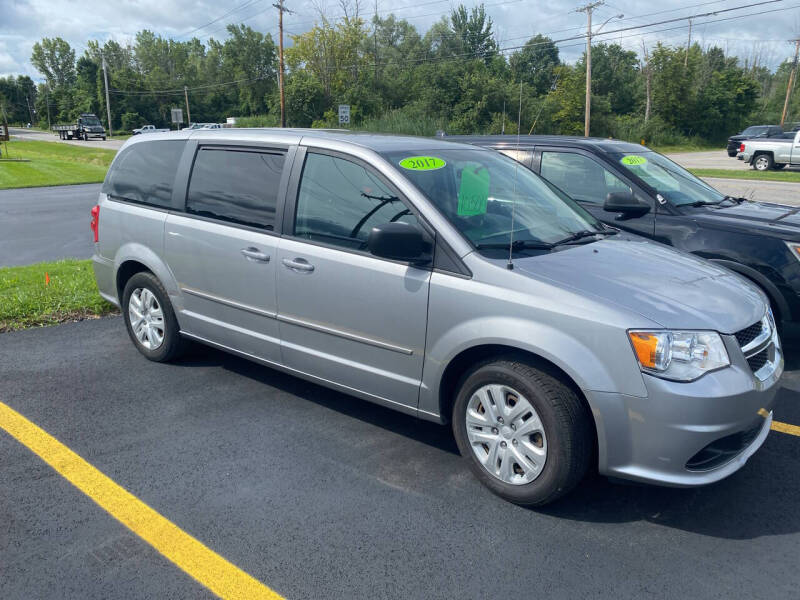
[448,134,648,154]
[179,127,487,152]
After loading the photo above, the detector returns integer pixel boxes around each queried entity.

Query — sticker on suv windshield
[457,164,490,216]
[621,155,647,166]
[399,156,446,171]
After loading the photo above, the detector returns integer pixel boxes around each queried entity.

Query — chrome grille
[735,313,779,381]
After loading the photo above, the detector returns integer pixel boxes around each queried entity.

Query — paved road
[1,317,799,599]
[705,177,800,206]
[667,150,744,170]
[0,184,100,266]
[10,127,126,151]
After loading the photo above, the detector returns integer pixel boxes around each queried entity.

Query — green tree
[509,35,560,95]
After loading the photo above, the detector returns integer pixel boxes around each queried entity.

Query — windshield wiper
[549,229,617,247]
[475,229,616,252]
[475,239,554,250]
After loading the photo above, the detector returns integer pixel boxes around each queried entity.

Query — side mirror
[603,192,651,216]
[367,222,431,263]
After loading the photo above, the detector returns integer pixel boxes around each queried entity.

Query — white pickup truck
[132,124,170,135]
[738,130,800,170]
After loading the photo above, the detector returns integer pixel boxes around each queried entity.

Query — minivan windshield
[611,151,725,206]
[381,148,605,253]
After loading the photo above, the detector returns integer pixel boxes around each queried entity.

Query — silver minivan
[92,129,782,505]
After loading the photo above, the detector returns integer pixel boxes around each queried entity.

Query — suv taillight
[90,205,100,243]
[740,143,745,153]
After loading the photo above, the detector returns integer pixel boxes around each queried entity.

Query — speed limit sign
[338,105,350,125]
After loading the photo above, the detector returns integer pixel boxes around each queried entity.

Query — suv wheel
[452,357,592,506]
[122,272,185,362]
[753,154,773,171]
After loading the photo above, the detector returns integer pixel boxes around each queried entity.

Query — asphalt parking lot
[0,183,100,266]
[1,316,799,599]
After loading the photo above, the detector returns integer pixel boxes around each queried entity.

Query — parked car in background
[199,123,221,129]
[738,129,800,170]
[52,113,106,140]
[727,125,787,157]
[456,134,800,338]
[182,123,203,130]
[91,129,780,506]
[132,124,170,135]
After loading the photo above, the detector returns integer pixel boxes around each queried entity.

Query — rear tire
[122,272,186,362]
[727,150,737,157]
[753,154,773,171]
[452,357,593,506]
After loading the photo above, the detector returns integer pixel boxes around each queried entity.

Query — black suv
[453,135,800,337]
[727,125,787,157]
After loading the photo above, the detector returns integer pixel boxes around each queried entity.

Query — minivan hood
[504,238,765,333]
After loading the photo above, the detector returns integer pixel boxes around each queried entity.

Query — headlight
[785,241,800,262]
[628,330,730,381]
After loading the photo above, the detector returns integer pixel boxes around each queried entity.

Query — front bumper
[586,331,782,487]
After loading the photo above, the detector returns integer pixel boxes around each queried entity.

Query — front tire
[753,154,773,171]
[122,272,185,362]
[452,357,593,506]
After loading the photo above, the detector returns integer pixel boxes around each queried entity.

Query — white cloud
[1,0,799,79]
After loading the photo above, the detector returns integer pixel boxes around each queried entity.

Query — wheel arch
[113,244,180,305]
[705,258,789,323]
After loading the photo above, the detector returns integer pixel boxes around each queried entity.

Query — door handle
[282,257,315,273]
[240,247,270,262]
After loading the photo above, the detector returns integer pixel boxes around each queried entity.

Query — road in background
[705,177,800,205]
[667,150,745,170]
[9,127,126,151]
[1,316,798,599]
[0,184,100,266]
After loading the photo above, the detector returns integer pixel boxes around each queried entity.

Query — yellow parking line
[772,420,800,437]
[0,402,283,600]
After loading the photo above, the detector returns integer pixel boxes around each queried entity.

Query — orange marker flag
[45,272,50,286]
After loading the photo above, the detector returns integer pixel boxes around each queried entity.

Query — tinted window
[186,148,285,230]
[497,148,533,168]
[294,153,418,250]
[540,152,630,204]
[103,140,185,208]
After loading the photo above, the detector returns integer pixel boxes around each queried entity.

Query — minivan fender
[419,316,647,421]
[113,243,180,303]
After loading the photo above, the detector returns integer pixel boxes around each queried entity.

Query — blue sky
[2,0,800,80]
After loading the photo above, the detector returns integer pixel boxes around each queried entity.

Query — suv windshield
[741,126,768,136]
[381,148,604,254]
[611,151,724,206]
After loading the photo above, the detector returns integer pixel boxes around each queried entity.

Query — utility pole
[102,54,113,138]
[45,84,51,130]
[274,0,294,128]
[781,40,800,127]
[684,18,693,67]
[641,40,651,123]
[24,94,35,126]
[184,85,191,126]
[576,1,604,137]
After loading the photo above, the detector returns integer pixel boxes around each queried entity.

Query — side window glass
[540,152,631,204]
[497,149,533,168]
[103,140,185,208]
[186,148,285,230]
[294,153,418,251]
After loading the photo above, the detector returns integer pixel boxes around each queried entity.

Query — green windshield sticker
[621,155,647,166]
[399,156,446,171]
[457,164,490,216]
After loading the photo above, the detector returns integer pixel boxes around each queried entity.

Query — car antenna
[507,82,523,270]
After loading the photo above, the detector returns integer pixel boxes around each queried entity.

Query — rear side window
[103,140,185,208]
[186,147,285,230]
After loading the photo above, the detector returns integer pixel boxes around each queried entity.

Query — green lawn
[0,259,117,333]
[0,140,115,189]
[689,168,800,182]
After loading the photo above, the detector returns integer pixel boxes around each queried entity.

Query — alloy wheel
[128,287,165,350]
[465,384,547,485]
[755,156,770,170]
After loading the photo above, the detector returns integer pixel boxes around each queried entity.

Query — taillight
[740,143,745,153]
[90,205,100,243]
